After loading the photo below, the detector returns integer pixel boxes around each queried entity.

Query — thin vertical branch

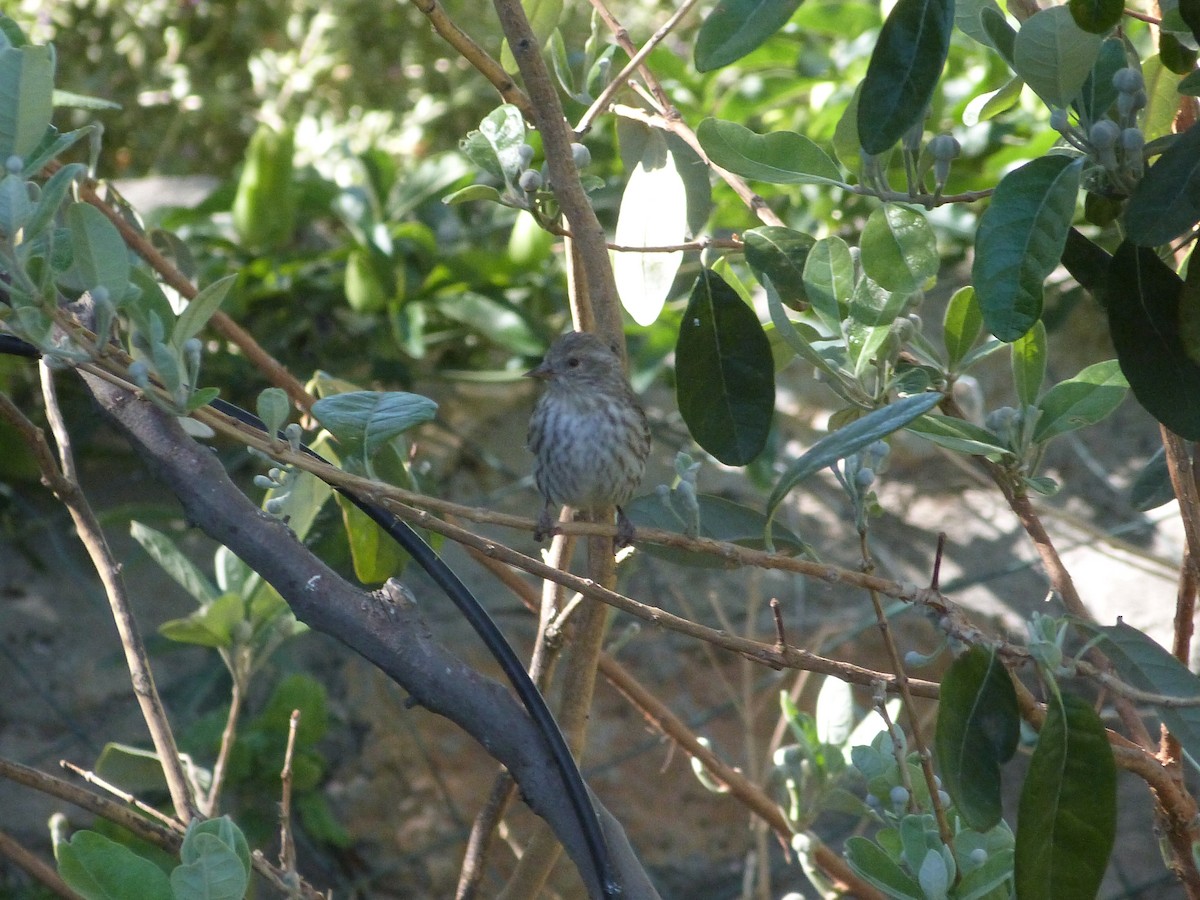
[8,375,197,822]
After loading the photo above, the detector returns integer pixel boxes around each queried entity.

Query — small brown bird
[525,331,651,548]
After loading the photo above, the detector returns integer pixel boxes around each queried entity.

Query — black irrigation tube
[0,332,618,898]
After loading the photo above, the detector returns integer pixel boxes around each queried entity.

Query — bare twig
[278,709,301,884]
[1,380,196,823]
[203,676,244,816]
[408,0,536,120]
[0,829,79,900]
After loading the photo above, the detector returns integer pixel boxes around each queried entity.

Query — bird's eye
[567,357,580,367]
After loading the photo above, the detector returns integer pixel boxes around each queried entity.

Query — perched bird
[525,331,651,548]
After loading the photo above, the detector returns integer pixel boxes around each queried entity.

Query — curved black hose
[0,333,617,897]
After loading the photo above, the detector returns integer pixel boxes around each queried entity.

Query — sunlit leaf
[744,226,817,310]
[172,275,235,350]
[943,286,983,369]
[1011,320,1047,406]
[1012,6,1104,107]
[696,118,843,185]
[57,831,173,900]
[859,205,938,294]
[613,129,688,326]
[1033,359,1128,442]
[0,44,53,159]
[905,414,1011,459]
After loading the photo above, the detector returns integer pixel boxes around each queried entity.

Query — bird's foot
[614,507,636,550]
[534,507,561,542]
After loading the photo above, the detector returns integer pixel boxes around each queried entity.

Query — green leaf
[1076,37,1124,124]
[694,0,806,71]
[259,673,329,745]
[1014,691,1116,900]
[1011,319,1047,406]
[1129,447,1174,511]
[803,236,855,334]
[1012,6,1104,108]
[613,128,687,326]
[1142,55,1186,143]
[0,171,31,237]
[1060,227,1112,297]
[767,393,943,520]
[181,817,251,875]
[172,275,235,350]
[1123,121,1200,247]
[962,76,1024,126]
[25,160,83,238]
[973,155,1083,341]
[676,270,776,466]
[981,7,1018,64]
[158,592,245,649]
[935,646,1020,831]
[130,521,219,604]
[845,276,909,377]
[256,387,290,437]
[500,0,563,74]
[1068,0,1122,34]
[460,104,526,187]
[442,184,504,205]
[311,390,438,460]
[943,286,983,369]
[857,0,954,155]
[744,226,817,311]
[437,291,541,355]
[845,836,924,900]
[171,833,248,900]
[335,492,406,584]
[94,743,170,795]
[1104,241,1200,439]
[625,492,810,568]
[695,118,843,186]
[1073,620,1200,766]
[1033,359,1128,442]
[65,202,131,302]
[905,414,1011,459]
[956,0,1008,48]
[0,44,54,159]
[859,205,938,294]
[1181,69,1200,95]
[57,831,173,900]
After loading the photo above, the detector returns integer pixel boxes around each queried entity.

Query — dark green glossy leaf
[1034,360,1128,442]
[1011,319,1047,406]
[973,155,1083,341]
[857,0,954,154]
[1183,0,1200,42]
[696,118,842,185]
[625,492,810,568]
[1015,690,1115,900]
[694,0,806,71]
[1060,227,1111,297]
[1182,256,1200,364]
[1161,32,1198,74]
[1182,69,1200,95]
[935,646,1020,831]
[744,226,817,310]
[1104,241,1200,439]
[1074,620,1200,764]
[943,286,983,369]
[676,270,775,465]
[1012,6,1104,107]
[1124,121,1200,247]
[859,205,938,294]
[1068,0,1122,35]
[767,393,943,520]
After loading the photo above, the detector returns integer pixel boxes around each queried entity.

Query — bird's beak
[524,360,552,380]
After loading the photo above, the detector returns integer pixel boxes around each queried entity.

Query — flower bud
[1112,67,1144,94]
[570,142,591,169]
[5,155,22,174]
[517,143,535,169]
[1089,119,1120,150]
[518,168,543,193]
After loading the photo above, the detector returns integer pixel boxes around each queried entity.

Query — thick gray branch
[78,373,657,898]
